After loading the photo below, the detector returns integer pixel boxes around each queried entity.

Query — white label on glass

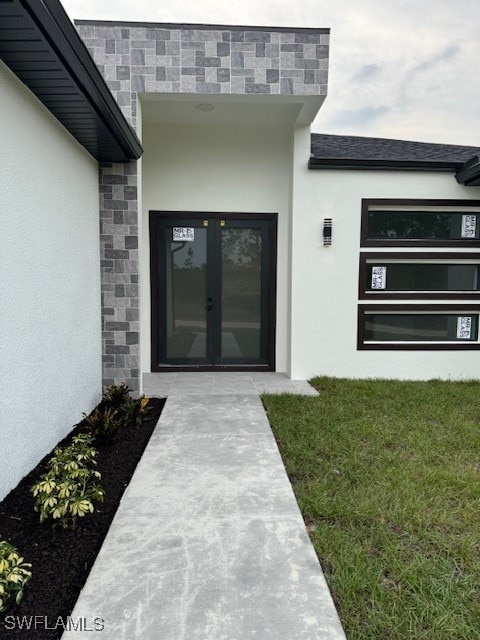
[457,316,472,339]
[173,227,194,242]
[371,266,387,290]
[461,215,476,238]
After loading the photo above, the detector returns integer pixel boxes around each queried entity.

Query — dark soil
[0,397,165,639]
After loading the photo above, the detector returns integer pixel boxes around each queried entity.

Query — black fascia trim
[308,157,463,171]
[74,19,330,34]
[20,0,142,161]
[456,156,480,186]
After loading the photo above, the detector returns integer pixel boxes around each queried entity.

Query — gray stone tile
[295,32,322,44]
[295,58,320,69]
[245,83,270,94]
[217,67,230,82]
[177,372,215,380]
[281,77,294,94]
[194,81,222,92]
[250,372,289,381]
[168,385,215,394]
[131,49,145,65]
[211,388,257,396]
[255,68,266,83]
[231,42,255,52]
[166,40,180,55]
[231,68,255,76]
[266,68,279,82]
[213,372,252,380]
[205,66,218,83]
[181,75,197,91]
[217,42,230,56]
[231,76,245,92]
[83,21,329,392]
[245,31,271,43]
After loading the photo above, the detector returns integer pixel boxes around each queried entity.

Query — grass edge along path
[262,377,480,640]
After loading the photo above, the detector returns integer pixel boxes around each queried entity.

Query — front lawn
[262,377,480,640]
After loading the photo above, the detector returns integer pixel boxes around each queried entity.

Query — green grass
[262,377,480,640]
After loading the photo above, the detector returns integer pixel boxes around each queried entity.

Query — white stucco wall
[141,123,292,373]
[290,133,480,380]
[0,62,102,501]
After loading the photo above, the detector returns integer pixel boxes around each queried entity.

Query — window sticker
[457,316,472,339]
[173,227,194,242]
[461,215,476,238]
[371,266,387,289]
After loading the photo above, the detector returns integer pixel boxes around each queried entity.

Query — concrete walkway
[64,373,346,640]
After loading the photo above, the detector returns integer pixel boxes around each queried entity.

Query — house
[0,0,479,500]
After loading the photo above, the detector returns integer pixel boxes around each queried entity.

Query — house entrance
[150,212,277,370]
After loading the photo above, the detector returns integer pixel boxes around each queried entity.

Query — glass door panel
[151,213,276,370]
[220,227,262,359]
[163,223,209,362]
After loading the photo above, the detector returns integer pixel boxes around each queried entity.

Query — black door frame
[149,211,277,372]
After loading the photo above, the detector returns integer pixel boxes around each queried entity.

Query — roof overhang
[141,93,326,128]
[456,156,480,186]
[308,157,464,171]
[0,0,142,162]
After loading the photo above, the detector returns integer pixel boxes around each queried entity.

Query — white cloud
[312,1,480,145]
[62,0,480,146]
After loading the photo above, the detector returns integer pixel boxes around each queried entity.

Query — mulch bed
[0,397,165,639]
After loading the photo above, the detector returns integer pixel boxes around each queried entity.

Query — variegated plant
[31,434,104,528]
[0,541,32,612]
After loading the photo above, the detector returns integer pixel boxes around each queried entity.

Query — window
[358,305,480,350]
[361,199,480,247]
[357,199,480,351]
[359,253,480,300]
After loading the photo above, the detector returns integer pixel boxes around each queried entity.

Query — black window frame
[358,252,480,300]
[357,304,480,350]
[360,199,480,248]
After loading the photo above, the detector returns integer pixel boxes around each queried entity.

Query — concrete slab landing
[143,371,319,397]
[63,375,345,640]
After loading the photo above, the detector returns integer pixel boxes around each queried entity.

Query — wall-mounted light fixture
[323,218,332,246]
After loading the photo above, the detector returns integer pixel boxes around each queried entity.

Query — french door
[150,212,277,370]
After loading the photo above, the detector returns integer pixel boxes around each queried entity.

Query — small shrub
[122,396,151,428]
[31,434,104,528]
[83,406,122,441]
[0,541,32,612]
[102,383,131,407]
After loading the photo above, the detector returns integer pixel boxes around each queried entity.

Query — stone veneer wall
[76,21,329,390]
[99,161,139,390]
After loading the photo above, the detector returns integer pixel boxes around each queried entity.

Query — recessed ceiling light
[195,103,215,112]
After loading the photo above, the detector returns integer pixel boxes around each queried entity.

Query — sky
[62,0,480,147]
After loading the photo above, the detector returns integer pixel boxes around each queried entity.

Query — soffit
[0,0,142,162]
[140,93,326,127]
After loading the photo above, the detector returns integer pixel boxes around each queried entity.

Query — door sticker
[461,215,476,238]
[371,266,387,289]
[173,227,195,241]
[457,316,472,339]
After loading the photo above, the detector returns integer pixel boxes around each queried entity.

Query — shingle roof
[311,133,479,164]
